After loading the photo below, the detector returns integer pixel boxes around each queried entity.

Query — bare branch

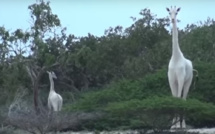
[26,66,36,84]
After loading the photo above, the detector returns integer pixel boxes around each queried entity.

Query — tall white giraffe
[47,71,63,111]
[166,6,193,129]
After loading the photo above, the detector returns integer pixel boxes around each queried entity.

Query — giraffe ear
[177,7,181,12]
[166,8,170,12]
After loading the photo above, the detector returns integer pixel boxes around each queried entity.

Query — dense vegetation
[1,0,215,133]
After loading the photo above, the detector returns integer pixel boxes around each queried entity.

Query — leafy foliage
[66,95,215,131]
[105,96,215,130]
[65,68,170,111]
[189,62,215,104]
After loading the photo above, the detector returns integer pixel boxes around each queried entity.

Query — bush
[64,68,170,112]
[190,62,215,104]
[66,96,215,132]
[106,96,215,129]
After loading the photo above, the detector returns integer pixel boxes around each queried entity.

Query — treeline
[1,0,215,133]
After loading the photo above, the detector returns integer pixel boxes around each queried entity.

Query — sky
[0,0,215,37]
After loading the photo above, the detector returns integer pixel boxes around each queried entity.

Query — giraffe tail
[193,69,199,89]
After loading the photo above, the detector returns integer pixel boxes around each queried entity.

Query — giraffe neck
[49,75,55,93]
[172,19,183,59]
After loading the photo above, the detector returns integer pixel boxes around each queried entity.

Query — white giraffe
[166,6,193,129]
[47,71,63,111]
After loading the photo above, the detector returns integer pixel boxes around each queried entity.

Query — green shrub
[69,96,215,131]
[190,62,215,104]
[64,68,170,112]
[104,96,215,131]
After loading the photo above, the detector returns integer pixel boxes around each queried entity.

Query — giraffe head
[47,71,57,79]
[166,6,181,23]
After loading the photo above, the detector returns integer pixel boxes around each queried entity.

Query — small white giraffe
[47,71,63,111]
[166,6,193,129]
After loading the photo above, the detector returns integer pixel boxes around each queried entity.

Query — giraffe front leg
[176,69,186,98]
[168,71,177,97]
[182,74,193,100]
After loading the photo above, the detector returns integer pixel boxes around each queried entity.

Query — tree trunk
[26,66,40,113]
[33,81,39,113]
